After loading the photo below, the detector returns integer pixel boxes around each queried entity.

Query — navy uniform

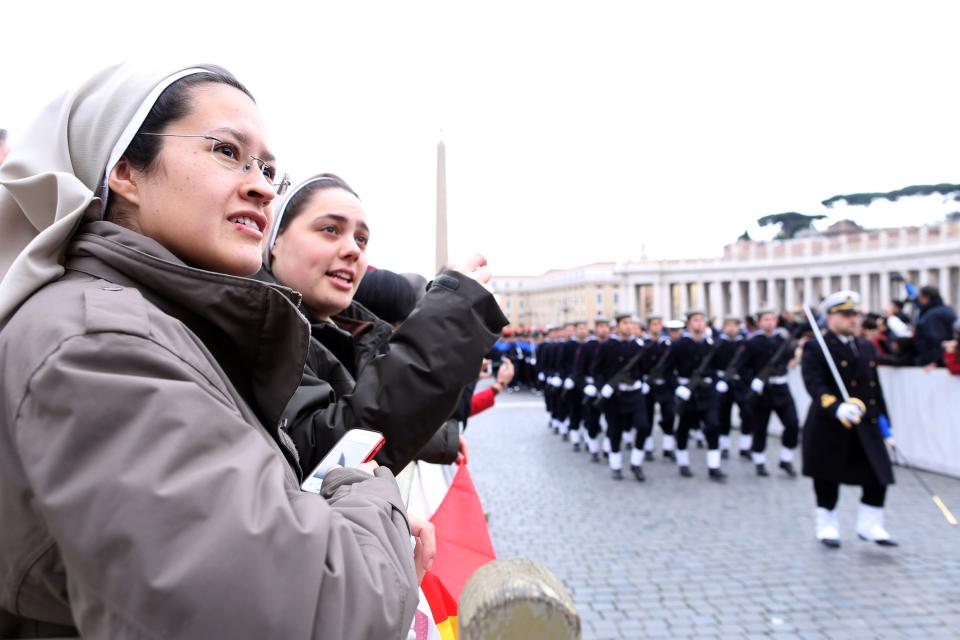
[640,317,678,461]
[539,327,562,430]
[741,312,800,477]
[713,318,752,460]
[560,322,590,443]
[592,315,649,480]
[802,291,896,547]
[671,310,726,481]
[577,318,610,459]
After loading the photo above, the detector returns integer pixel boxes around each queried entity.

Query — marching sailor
[640,315,678,461]
[578,317,610,460]
[592,314,649,480]
[713,316,751,460]
[671,310,727,481]
[743,309,801,477]
[560,321,590,446]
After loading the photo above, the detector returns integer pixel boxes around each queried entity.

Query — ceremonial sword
[802,305,957,526]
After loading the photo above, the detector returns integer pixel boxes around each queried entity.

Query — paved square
[466,391,960,640]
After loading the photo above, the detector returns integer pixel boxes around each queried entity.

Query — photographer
[914,286,957,370]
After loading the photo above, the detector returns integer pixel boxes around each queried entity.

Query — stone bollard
[458,558,580,640]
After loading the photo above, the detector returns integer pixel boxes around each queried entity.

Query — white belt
[677,376,713,386]
[768,375,789,385]
[618,380,642,392]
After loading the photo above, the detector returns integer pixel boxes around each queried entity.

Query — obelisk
[435,139,448,275]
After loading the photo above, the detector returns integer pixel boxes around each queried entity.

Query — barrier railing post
[458,558,580,640]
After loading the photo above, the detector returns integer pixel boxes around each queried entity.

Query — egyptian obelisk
[435,139,448,275]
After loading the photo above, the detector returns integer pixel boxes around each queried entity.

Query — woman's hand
[494,358,515,390]
[454,253,491,286]
[408,515,436,584]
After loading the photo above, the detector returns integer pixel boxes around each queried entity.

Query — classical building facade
[494,263,621,329]
[492,220,960,328]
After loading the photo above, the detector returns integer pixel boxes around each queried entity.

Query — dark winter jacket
[914,298,957,366]
[262,269,508,475]
[801,332,894,486]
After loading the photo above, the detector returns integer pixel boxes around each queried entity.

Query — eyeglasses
[139,132,291,196]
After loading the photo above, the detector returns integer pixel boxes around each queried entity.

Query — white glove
[715,380,729,394]
[750,378,765,394]
[550,376,562,388]
[641,382,651,395]
[675,386,692,401]
[563,377,575,390]
[583,384,598,397]
[537,372,545,382]
[600,384,615,399]
[836,401,864,428]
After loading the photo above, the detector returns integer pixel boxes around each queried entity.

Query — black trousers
[676,392,720,450]
[645,387,676,437]
[564,389,583,431]
[545,384,561,418]
[603,391,647,453]
[583,399,603,440]
[750,385,799,453]
[718,383,752,437]
[814,479,886,508]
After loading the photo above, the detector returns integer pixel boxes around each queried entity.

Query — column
[879,271,890,308]
[679,281,689,314]
[857,271,869,309]
[766,277,777,309]
[624,282,636,316]
[784,275,795,310]
[657,280,670,318]
[748,279,759,315]
[731,280,742,319]
[710,280,723,320]
[803,276,814,306]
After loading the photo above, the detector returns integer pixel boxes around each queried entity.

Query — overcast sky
[4,1,959,277]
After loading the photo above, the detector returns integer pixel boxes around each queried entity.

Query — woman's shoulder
[1,273,220,393]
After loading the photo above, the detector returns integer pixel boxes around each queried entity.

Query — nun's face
[269,187,369,321]
[120,83,277,276]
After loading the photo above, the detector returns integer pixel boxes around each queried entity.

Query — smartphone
[300,428,385,494]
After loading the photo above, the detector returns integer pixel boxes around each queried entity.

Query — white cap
[819,290,860,316]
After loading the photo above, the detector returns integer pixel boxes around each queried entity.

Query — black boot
[644,451,655,462]
[755,464,769,477]
[591,452,600,463]
[779,461,797,478]
[708,468,727,482]
[739,449,752,461]
[631,465,646,482]
[561,432,568,441]
[721,449,729,460]
[663,450,676,461]
[679,466,693,478]
[572,442,580,452]
[611,469,623,481]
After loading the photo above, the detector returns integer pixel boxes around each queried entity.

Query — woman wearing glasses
[261,175,508,478]
[0,64,418,639]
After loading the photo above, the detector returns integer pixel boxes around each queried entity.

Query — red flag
[428,463,496,601]
[420,571,459,640]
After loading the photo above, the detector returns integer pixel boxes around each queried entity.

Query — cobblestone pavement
[466,390,960,640]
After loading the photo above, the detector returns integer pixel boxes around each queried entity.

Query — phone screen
[301,430,383,493]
